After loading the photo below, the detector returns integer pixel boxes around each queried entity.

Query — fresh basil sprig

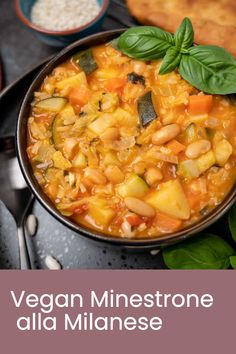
[118,18,236,94]
[159,47,182,75]
[162,234,235,270]
[179,46,236,94]
[230,256,236,269]
[174,17,194,50]
[118,26,174,60]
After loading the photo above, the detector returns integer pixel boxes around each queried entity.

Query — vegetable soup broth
[27,43,236,238]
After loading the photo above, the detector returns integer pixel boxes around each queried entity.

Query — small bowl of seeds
[15,0,110,47]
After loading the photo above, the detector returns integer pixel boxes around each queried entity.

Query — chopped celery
[88,114,115,135]
[178,160,200,179]
[35,97,67,112]
[56,72,88,91]
[145,180,190,220]
[117,174,149,198]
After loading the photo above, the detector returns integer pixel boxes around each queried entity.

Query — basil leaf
[175,17,194,50]
[230,256,236,269]
[118,26,174,60]
[159,47,182,75]
[179,45,236,94]
[162,233,234,269]
[229,203,236,243]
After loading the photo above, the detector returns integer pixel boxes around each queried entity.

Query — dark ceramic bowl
[15,0,110,47]
[16,29,236,249]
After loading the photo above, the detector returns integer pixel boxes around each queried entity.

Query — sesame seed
[31,0,101,32]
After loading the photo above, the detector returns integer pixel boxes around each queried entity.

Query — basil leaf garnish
[230,256,236,269]
[179,45,236,94]
[229,203,236,243]
[118,26,174,60]
[162,233,234,269]
[159,47,182,75]
[175,17,194,50]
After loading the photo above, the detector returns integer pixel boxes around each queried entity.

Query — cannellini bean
[145,167,163,186]
[45,255,61,270]
[100,127,120,142]
[104,165,124,184]
[124,197,156,217]
[152,124,180,145]
[26,214,38,237]
[84,168,107,184]
[185,139,211,159]
[150,249,160,256]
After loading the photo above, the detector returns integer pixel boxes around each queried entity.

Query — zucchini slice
[127,72,145,86]
[73,49,98,75]
[52,114,65,147]
[137,91,157,126]
[34,97,67,112]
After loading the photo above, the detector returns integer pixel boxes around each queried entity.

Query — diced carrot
[156,212,182,232]
[188,95,213,115]
[126,214,145,226]
[166,139,186,155]
[69,87,91,107]
[104,77,126,92]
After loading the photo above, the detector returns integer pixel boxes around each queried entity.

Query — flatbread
[126,0,236,57]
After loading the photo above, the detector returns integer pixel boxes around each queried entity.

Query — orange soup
[26,43,236,238]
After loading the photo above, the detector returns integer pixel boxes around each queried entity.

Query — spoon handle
[17,226,31,269]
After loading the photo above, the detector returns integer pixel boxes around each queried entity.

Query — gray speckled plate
[0,201,19,269]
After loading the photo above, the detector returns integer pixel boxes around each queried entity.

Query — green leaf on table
[179,45,236,94]
[230,256,236,269]
[174,17,194,50]
[118,26,174,60]
[229,203,236,243]
[162,233,234,269]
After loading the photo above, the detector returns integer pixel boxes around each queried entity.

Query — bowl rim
[14,0,110,36]
[16,28,236,248]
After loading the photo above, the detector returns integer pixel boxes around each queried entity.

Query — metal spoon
[0,136,32,269]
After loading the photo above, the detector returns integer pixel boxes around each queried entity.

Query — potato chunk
[145,180,190,220]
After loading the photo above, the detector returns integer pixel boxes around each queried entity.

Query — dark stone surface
[0,0,165,269]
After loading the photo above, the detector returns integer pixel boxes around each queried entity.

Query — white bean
[45,255,62,270]
[152,124,180,145]
[185,139,211,159]
[124,197,156,217]
[26,214,38,237]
